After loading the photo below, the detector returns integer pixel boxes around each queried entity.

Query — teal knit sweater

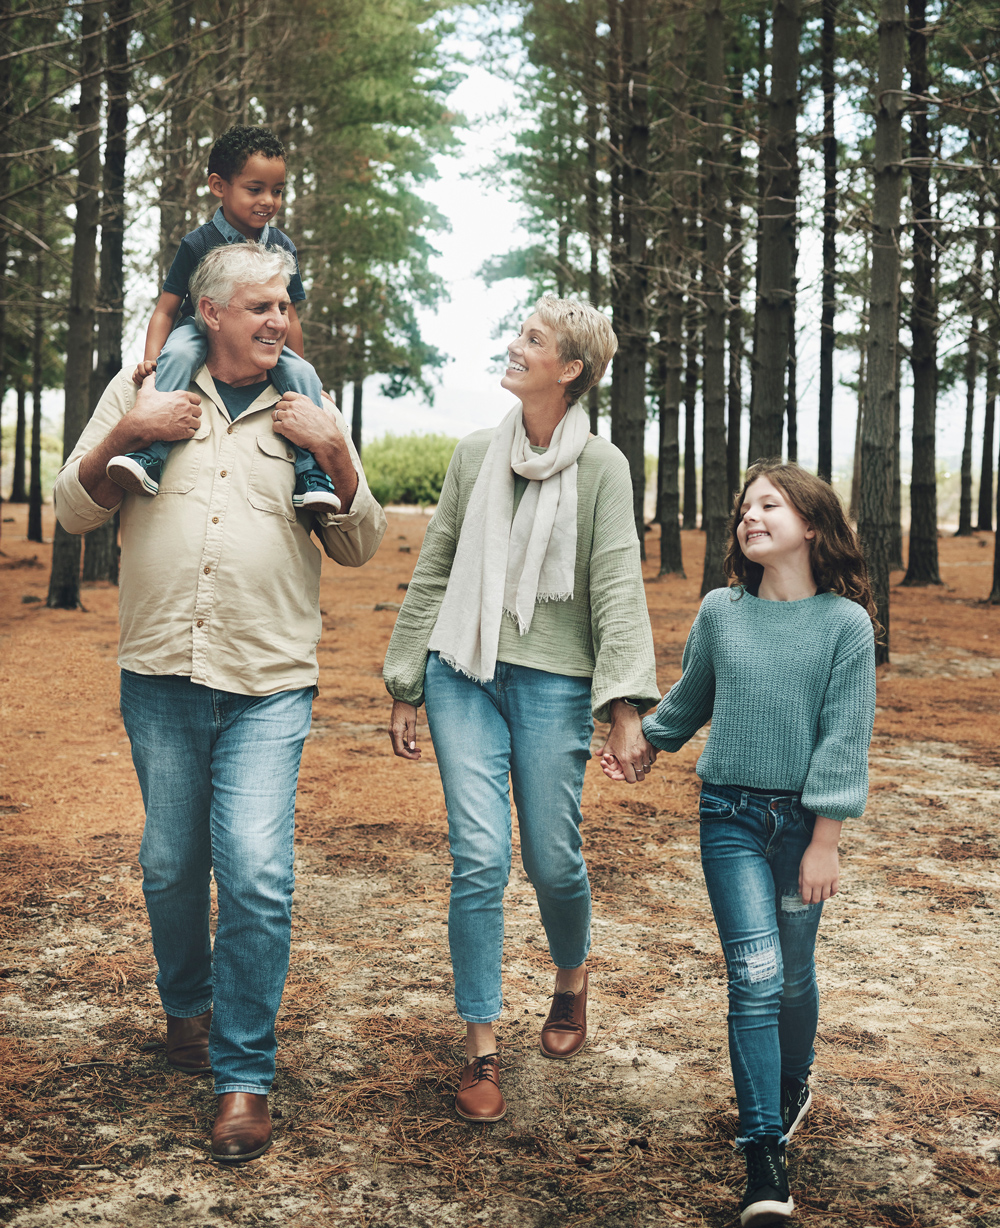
[641,587,876,821]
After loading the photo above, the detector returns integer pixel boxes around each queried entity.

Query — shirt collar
[212,205,270,247]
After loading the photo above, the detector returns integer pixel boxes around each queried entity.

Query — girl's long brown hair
[723,459,883,639]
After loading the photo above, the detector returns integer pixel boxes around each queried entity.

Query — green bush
[363,432,458,506]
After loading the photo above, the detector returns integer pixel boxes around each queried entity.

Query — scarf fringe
[503,591,575,635]
[436,650,490,686]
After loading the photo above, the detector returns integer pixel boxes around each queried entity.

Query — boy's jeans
[145,316,324,475]
[120,670,312,1095]
[423,652,594,1022]
[698,783,824,1144]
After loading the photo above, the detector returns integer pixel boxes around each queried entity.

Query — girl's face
[737,477,815,567]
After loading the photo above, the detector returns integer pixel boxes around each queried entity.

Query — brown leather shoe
[165,1009,212,1074]
[455,1053,506,1122]
[540,970,588,1059]
[210,1092,272,1163]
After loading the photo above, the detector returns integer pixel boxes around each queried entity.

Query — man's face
[203,276,290,378]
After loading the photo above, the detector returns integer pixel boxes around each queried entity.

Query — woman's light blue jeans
[698,784,824,1144]
[148,315,324,475]
[423,652,594,1023]
[119,670,313,1095]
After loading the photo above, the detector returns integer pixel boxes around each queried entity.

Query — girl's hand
[798,816,842,903]
[132,358,157,386]
[389,700,421,760]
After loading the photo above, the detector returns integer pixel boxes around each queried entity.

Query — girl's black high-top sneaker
[740,1136,794,1227]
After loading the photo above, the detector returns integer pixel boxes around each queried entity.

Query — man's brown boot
[210,1092,272,1163]
[540,970,588,1059]
[455,1053,506,1122]
[165,1009,212,1074]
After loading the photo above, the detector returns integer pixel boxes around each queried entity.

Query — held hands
[127,372,202,444]
[389,700,421,761]
[798,816,842,903]
[598,700,658,784]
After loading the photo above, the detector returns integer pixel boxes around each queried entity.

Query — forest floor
[1,505,999,1228]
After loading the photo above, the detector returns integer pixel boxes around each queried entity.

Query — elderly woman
[383,297,659,1121]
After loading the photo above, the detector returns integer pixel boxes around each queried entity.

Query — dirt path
[2,507,999,1228]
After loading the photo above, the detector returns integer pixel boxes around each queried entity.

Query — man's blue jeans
[119,670,312,1095]
[148,315,324,475]
[698,784,824,1144]
[423,652,594,1023]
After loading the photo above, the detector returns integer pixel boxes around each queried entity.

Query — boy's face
[208,153,286,238]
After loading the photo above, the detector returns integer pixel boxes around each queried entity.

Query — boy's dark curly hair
[208,126,285,182]
[724,458,884,640]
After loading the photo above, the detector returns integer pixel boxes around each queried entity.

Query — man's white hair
[190,243,296,333]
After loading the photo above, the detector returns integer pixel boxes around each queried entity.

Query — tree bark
[683,292,699,527]
[28,319,43,544]
[585,1,602,437]
[957,208,985,537]
[85,0,130,586]
[748,0,800,463]
[700,0,728,594]
[11,378,27,502]
[858,0,906,664]
[659,0,689,576]
[817,0,838,481]
[978,221,999,532]
[726,78,745,497]
[901,0,940,585]
[611,0,651,553]
[0,0,11,534]
[48,0,103,609]
[352,377,363,457]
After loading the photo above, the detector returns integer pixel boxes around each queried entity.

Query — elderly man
[54,243,387,1162]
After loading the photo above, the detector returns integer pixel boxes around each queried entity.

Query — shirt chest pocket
[157,414,212,494]
[247,431,297,521]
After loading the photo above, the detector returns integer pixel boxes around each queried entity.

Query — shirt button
[212,516,219,524]
[227,426,234,435]
[220,469,227,477]
[286,451,294,460]
[204,566,211,575]
[196,620,204,628]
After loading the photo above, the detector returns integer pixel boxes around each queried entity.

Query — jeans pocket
[699,791,735,821]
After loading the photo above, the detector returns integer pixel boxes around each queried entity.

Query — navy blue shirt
[211,376,273,420]
[163,206,306,319]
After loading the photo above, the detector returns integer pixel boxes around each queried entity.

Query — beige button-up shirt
[54,367,387,696]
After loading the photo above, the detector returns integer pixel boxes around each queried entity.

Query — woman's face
[501,313,572,401]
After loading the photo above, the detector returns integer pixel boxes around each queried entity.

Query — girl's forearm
[810,815,843,847]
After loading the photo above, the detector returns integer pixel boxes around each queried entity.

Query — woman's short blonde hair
[532,295,618,406]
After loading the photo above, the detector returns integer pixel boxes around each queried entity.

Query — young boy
[106,125,340,513]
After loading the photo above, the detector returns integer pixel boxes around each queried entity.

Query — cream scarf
[428,401,590,683]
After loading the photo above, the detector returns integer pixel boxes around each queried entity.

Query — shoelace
[746,1144,785,1191]
[471,1053,500,1085]
[547,990,581,1027]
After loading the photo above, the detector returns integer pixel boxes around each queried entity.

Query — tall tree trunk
[850,333,865,520]
[11,378,27,502]
[859,0,906,664]
[48,0,103,609]
[818,0,838,481]
[958,206,986,537]
[747,11,768,462]
[978,221,999,532]
[727,78,745,497]
[85,0,131,586]
[748,0,800,462]
[159,1,194,282]
[902,0,940,585]
[28,318,44,544]
[659,0,689,575]
[683,293,699,527]
[700,0,728,593]
[786,216,797,461]
[612,0,651,552]
[352,377,363,457]
[890,342,903,570]
[606,0,624,444]
[991,427,1000,602]
[585,1,602,436]
[0,0,10,541]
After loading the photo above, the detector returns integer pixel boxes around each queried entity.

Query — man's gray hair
[190,243,297,333]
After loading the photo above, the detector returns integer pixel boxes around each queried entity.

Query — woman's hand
[598,700,657,784]
[798,816,842,903]
[389,700,421,760]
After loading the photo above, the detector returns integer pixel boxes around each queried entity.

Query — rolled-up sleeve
[312,405,387,567]
[53,371,135,534]
[589,455,659,724]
